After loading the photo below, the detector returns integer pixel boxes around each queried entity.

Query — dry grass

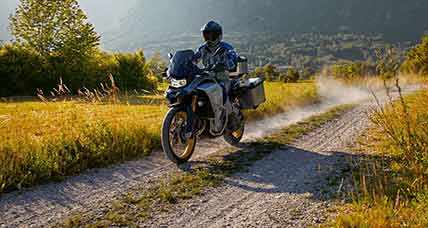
[332,88,428,227]
[245,81,319,120]
[0,81,319,193]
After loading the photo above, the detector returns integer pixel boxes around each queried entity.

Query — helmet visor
[203,31,219,42]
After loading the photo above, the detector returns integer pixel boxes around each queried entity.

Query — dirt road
[0,99,372,227]
[142,105,369,227]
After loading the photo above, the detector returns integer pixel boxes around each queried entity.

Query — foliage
[0,43,54,96]
[112,50,159,91]
[375,46,401,79]
[1,0,162,96]
[332,88,428,227]
[0,82,319,192]
[330,61,375,79]
[9,0,100,59]
[401,35,428,76]
[283,68,300,83]
[0,43,163,96]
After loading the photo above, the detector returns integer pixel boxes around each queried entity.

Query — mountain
[126,0,428,42]
[2,0,428,50]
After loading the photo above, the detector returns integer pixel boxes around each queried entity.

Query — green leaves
[10,0,100,60]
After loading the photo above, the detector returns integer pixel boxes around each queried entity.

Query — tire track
[142,104,372,228]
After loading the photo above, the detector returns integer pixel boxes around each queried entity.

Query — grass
[331,88,428,227]
[0,81,318,193]
[58,104,355,227]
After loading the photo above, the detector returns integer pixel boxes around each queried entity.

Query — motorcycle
[161,49,266,164]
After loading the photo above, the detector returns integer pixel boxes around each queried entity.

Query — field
[0,81,318,193]
[332,89,428,227]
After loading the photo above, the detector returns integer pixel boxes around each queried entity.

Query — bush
[283,68,300,83]
[112,50,159,92]
[401,35,428,76]
[0,43,164,96]
[0,44,54,96]
[330,61,375,79]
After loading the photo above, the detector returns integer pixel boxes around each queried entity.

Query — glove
[211,63,226,73]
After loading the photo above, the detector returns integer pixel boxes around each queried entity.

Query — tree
[9,0,100,60]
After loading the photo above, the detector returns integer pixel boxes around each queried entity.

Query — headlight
[170,78,187,88]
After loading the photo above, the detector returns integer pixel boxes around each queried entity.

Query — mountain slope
[128,0,428,42]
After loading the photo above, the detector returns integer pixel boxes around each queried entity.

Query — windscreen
[167,50,198,79]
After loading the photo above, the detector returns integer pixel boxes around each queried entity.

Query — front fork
[185,95,199,137]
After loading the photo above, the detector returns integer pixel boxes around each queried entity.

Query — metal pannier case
[239,78,266,109]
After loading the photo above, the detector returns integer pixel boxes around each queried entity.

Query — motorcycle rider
[193,20,238,87]
[185,21,239,138]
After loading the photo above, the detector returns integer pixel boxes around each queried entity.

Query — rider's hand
[211,63,226,73]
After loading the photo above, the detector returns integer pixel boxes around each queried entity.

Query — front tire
[161,107,197,164]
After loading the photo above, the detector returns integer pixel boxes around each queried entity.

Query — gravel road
[0,100,372,227]
[142,105,370,227]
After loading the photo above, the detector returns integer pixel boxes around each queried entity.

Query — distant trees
[253,63,301,83]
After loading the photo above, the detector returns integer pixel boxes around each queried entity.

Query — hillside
[124,0,428,43]
[1,0,428,50]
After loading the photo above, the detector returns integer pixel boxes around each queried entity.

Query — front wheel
[161,107,197,164]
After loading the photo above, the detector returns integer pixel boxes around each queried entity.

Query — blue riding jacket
[193,41,238,71]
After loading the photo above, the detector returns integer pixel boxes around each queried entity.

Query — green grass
[331,89,428,227]
[59,104,355,227]
[0,82,319,193]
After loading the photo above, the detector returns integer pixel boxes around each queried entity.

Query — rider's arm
[222,42,238,71]
[192,45,203,64]
[225,49,238,71]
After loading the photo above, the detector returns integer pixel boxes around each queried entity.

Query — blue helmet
[201,21,223,46]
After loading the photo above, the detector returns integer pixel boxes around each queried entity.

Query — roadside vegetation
[332,89,428,227]
[327,34,428,227]
[0,81,319,193]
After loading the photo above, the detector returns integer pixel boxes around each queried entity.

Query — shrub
[330,61,375,79]
[283,68,300,83]
[401,35,428,76]
[0,43,164,96]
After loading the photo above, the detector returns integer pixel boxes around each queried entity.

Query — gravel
[141,105,371,228]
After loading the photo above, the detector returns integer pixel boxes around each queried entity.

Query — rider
[185,21,239,138]
[193,20,238,94]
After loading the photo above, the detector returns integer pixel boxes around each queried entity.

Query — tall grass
[333,87,428,227]
[245,81,319,120]
[0,82,319,193]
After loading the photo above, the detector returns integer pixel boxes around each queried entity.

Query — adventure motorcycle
[161,50,266,164]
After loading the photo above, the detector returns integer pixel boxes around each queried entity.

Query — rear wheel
[161,107,197,164]
[224,113,245,147]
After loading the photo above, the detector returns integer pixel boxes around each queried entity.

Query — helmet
[201,21,223,46]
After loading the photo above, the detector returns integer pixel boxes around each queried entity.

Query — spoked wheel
[161,107,197,164]
[224,113,245,147]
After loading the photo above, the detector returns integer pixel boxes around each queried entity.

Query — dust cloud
[244,76,373,140]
